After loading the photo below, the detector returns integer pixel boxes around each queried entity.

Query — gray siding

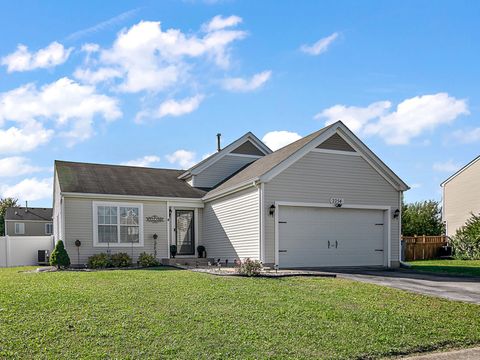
[264,151,401,266]
[203,187,260,261]
[63,197,168,265]
[5,221,52,237]
[444,160,480,237]
[194,154,258,189]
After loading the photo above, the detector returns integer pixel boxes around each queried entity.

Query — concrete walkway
[402,347,480,359]
[315,268,480,304]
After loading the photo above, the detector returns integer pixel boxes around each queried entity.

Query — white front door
[278,206,385,268]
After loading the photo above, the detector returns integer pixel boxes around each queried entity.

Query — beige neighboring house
[4,207,53,236]
[53,121,409,268]
[441,155,480,237]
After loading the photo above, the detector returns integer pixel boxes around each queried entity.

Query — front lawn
[408,259,480,277]
[1,267,479,359]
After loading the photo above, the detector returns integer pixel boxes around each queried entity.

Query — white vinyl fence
[0,236,54,267]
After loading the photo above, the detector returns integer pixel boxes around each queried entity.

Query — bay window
[93,202,143,247]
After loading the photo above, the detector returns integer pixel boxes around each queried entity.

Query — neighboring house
[441,155,480,237]
[53,121,409,268]
[4,207,53,236]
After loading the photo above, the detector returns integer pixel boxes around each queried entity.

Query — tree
[0,197,19,236]
[402,200,444,236]
[450,213,480,260]
[50,240,71,269]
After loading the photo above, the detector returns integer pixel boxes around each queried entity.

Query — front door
[175,210,195,255]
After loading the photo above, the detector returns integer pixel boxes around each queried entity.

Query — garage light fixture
[269,204,276,216]
[393,209,400,219]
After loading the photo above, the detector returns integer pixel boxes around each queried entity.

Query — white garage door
[278,206,385,268]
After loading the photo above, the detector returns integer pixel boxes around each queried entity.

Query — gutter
[202,178,260,202]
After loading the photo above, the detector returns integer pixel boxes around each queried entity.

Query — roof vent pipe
[25,201,28,212]
[216,133,222,152]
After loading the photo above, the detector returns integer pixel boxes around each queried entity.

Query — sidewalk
[403,347,480,359]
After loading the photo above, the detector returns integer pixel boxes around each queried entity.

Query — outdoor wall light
[393,209,400,219]
[153,233,158,240]
[269,204,276,216]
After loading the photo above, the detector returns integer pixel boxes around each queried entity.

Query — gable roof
[204,121,409,200]
[55,161,206,198]
[5,207,52,221]
[178,132,272,179]
[440,155,480,187]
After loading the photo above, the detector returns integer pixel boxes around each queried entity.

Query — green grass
[408,259,480,277]
[1,267,479,359]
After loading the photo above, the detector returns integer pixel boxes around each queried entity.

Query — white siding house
[53,122,408,268]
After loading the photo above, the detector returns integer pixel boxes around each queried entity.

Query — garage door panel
[279,206,385,268]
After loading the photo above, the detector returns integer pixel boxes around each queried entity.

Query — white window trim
[15,223,25,235]
[92,201,144,248]
[45,223,53,235]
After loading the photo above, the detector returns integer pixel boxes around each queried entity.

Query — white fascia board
[335,124,409,191]
[4,219,52,223]
[61,192,204,207]
[260,126,338,183]
[440,155,480,187]
[202,178,259,202]
[181,133,271,178]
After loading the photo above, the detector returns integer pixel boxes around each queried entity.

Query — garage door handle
[374,249,383,252]
[279,250,287,253]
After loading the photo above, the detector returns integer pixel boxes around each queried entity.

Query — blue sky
[0,0,479,207]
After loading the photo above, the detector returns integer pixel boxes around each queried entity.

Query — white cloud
[315,101,391,132]
[157,95,204,119]
[1,42,73,72]
[202,15,242,32]
[0,77,121,147]
[262,130,302,151]
[0,177,53,202]
[433,160,461,173]
[451,128,480,144]
[121,155,160,167]
[222,70,272,92]
[75,18,246,93]
[0,122,53,154]
[300,32,339,55]
[166,150,197,168]
[0,157,44,177]
[317,93,468,145]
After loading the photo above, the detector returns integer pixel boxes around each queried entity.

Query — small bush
[87,253,112,269]
[138,252,159,267]
[170,245,177,258]
[110,253,132,268]
[50,240,71,269]
[236,258,263,277]
[451,213,480,260]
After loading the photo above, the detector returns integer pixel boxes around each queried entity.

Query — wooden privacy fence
[401,235,448,261]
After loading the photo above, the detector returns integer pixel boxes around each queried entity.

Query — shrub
[49,240,71,269]
[87,253,112,269]
[138,252,159,267]
[236,258,263,277]
[451,213,480,260]
[197,245,206,258]
[110,253,132,268]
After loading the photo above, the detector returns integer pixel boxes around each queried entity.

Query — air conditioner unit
[38,250,50,265]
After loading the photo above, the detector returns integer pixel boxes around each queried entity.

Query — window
[93,202,143,247]
[15,223,25,234]
[45,223,53,235]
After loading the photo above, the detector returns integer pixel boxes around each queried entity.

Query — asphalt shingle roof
[205,124,335,198]
[55,161,207,198]
[5,207,52,221]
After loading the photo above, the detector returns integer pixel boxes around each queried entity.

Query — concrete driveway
[316,268,480,304]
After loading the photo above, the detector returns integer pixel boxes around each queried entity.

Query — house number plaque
[146,215,164,223]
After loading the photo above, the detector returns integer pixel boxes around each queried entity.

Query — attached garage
[276,204,389,268]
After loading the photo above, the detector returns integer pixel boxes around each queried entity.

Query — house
[441,155,480,237]
[52,121,409,268]
[4,207,53,236]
